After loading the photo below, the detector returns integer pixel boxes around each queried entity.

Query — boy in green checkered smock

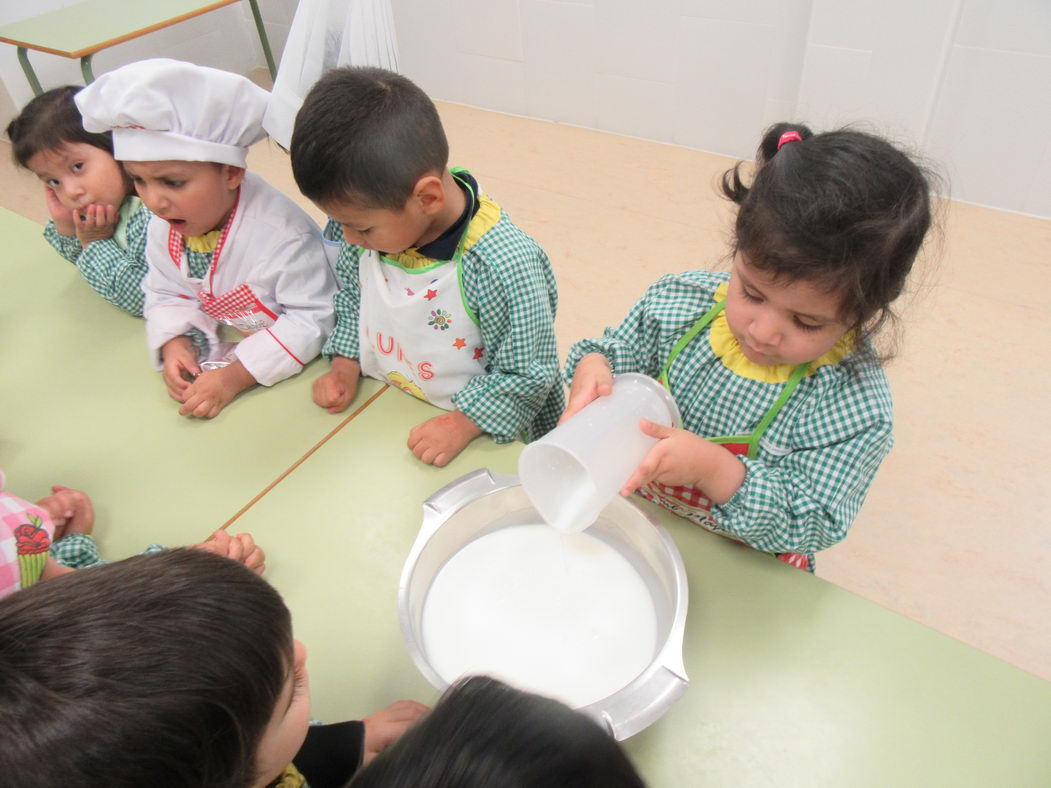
[7,86,148,317]
[291,67,563,467]
[564,124,937,571]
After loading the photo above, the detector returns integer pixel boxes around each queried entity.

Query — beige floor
[3,97,1049,683]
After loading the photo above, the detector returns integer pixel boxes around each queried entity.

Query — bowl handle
[595,664,690,741]
[417,468,518,541]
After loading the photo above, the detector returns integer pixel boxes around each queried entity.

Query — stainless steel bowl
[398,468,689,740]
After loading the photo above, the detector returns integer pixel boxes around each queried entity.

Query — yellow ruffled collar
[708,282,854,383]
[184,230,221,253]
[270,763,306,788]
[384,192,501,270]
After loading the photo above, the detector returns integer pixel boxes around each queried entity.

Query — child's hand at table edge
[619,419,746,504]
[44,185,76,237]
[161,336,201,401]
[313,356,360,413]
[195,529,265,574]
[560,352,613,424]
[36,485,94,540]
[408,410,482,467]
[73,203,119,248]
[362,699,430,765]
[179,361,256,419]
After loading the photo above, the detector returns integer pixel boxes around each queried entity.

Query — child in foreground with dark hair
[563,123,936,572]
[351,675,645,788]
[0,549,425,787]
[6,85,149,316]
[290,66,563,467]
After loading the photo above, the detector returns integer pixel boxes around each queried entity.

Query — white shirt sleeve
[234,229,337,386]
[142,217,219,369]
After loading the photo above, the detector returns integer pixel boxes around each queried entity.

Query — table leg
[80,53,95,84]
[246,0,277,81]
[16,47,43,97]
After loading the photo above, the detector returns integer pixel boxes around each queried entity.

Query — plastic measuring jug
[519,373,681,533]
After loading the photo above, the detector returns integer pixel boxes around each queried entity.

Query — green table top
[0,0,238,58]
[234,386,1051,787]
[0,207,381,556]
[5,205,1050,785]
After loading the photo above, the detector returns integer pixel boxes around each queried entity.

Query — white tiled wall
[3,0,1048,217]
[391,0,1051,218]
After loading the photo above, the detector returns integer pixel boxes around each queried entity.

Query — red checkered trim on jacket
[643,481,714,513]
[197,284,277,323]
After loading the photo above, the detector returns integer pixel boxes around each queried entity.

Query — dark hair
[350,676,646,788]
[6,85,115,168]
[290,66,449,209]
[0,549,293,788]
[721,122,937,347]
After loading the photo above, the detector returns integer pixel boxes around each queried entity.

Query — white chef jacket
[143,172,336,387]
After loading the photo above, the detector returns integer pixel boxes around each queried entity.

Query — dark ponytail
[720,121,937,352]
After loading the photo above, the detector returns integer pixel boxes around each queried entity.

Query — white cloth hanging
[263,0,400,149]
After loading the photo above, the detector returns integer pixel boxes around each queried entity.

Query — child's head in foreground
[0,549,307,788]
[720,122,935,366]
[74,58,270,238]
[351,675,645,788]
[290,66,453,254]
[6,85,129,218]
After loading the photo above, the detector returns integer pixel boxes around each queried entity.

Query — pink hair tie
[777,130,803,150]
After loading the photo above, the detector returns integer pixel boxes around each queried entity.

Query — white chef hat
[75,58,269,168]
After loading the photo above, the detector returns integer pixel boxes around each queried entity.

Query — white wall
[0,0,299,132]
[392,0,1051,219]
[4,1,1048,217]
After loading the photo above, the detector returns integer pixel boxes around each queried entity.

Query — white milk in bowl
[421,523,658,708]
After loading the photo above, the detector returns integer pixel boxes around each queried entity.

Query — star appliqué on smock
[424,289,438,301]
[453,338,466,349]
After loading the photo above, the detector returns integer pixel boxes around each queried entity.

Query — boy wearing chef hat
[290,67,563,467]
[76,59,336,419]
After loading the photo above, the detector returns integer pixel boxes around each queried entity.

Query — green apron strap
[659,300,725,390]
[743,361,811,458]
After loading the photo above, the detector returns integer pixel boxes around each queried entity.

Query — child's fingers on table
[201,528,239,560]
[233,533,265,573]
[181,396,220,419]
[363,699,431,759]
[205,528,231,552]
[312,374,344,411]
[67,491,95,532]
[385,699,430,720]
[164,377,190,402]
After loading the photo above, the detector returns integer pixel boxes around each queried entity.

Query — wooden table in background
[0,0,275,94]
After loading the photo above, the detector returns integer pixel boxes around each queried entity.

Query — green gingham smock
[563,270,894,557]
[323,208,564,443]
[42,196,149,317]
